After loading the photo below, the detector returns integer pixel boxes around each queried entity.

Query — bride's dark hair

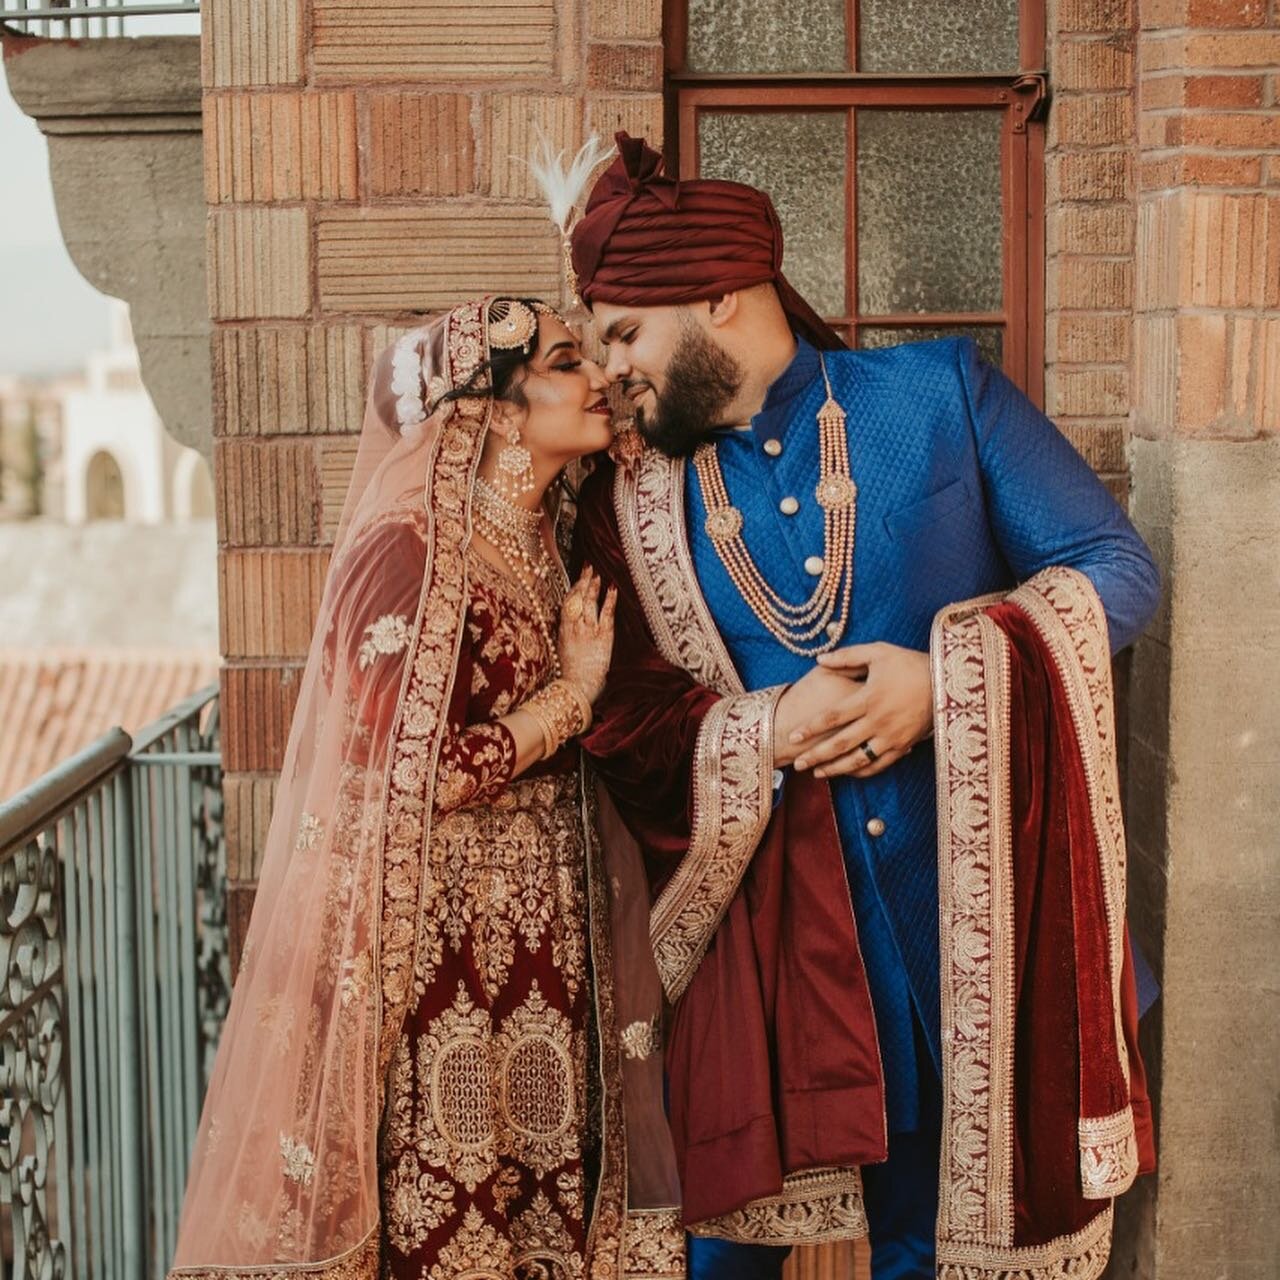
[429,297,552,415]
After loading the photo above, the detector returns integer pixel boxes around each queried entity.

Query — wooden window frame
[663,0,1047,405]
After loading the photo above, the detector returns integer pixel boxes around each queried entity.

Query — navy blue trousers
[688,1086,941,1280]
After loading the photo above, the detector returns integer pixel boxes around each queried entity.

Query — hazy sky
[0,16,199,378]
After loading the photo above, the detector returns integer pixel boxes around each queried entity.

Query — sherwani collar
[749,335,821,447]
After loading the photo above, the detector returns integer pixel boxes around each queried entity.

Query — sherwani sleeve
[570,462,722,887]
[956,339,1161,653]
[571,460,784,1002]
[325,515,517,814]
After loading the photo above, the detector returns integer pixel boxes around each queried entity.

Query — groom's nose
[603,345,630,383]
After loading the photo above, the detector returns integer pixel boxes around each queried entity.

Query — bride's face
[508,316,613,465]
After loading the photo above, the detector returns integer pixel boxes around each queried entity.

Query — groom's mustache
[620,378,654,400]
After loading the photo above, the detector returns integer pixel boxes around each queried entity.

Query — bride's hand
[559,566,617,705]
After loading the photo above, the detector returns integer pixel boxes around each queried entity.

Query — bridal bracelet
[522,679,594,758]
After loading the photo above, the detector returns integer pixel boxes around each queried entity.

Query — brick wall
[204,0,664,954]
[1045,0,1139,497]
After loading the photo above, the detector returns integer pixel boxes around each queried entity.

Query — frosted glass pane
[687,0,846,72]
[859,0,1019,73]
[699,112,848,317]
[859,326,1003,367]
[856,110,1002,315]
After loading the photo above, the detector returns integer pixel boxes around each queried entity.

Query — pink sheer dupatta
[170,299,684,1279]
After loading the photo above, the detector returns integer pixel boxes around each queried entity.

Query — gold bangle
[522,679,590,758]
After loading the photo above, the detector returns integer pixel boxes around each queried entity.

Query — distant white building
[58,301,213,524]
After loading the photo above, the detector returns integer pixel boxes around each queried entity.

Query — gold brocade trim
[169,1228,380,1279]
[932,570,1125,1279]
[1079,1109,1138,1200]
[1007,570,1130,1095]
[622,1209,685,1278]
[687,1167,868,1246]
[580,777,629,1278]
[649,686,784,1002]
[614,449,740,696]
[377,300,489,1090]
[937,1205,1113,1280]
[931,599,1015,1248]
[619,1017,662,1061]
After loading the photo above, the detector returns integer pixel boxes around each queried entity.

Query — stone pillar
[4,35,211,456]
[1114,3,1280,1276]
[203,0,664,961]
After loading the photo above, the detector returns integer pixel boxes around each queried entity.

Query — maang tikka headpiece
[526,127,615,306]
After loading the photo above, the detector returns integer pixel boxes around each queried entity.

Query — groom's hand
[785,643,933,779]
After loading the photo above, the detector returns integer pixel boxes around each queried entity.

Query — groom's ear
[706,291,740,329]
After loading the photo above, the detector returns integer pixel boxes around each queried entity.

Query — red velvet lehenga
[376,545,593,1277]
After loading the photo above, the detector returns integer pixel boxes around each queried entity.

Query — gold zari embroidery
[688,1167,868,1246]
[623,1208,685,1278]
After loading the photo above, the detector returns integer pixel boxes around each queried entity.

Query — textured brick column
[1045,0,1139,499]
[203,0,664,963]
[1114,3,1280,1276]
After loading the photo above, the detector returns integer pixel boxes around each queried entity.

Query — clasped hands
[773,642,933,780]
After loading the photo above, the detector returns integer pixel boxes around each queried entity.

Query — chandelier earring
[495,424,536,503]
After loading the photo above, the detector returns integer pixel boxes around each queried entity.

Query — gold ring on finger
[563,594,585,623]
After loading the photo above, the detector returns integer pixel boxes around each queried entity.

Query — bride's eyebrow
[542,341,579,360]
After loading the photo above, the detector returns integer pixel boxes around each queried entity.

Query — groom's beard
[632,328,744,458]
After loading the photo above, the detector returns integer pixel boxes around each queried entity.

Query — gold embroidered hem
[649,686,785,1002]
[622,1209,685,1279]
[1078,1108,1138,1200]
[168,1229,380,1279]
[936,1206,1113,1280]
[687,1167,869,1246]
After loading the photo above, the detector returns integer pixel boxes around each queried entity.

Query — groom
[568,135,1159,1280]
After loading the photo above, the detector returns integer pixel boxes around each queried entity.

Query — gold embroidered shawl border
[622,1209,685,1279]
[375,302,489,1089]
[648,686,784,1001]
[169,1229,380,1279]
[579,780,633,1278]
[1007,570,1136,1201]
[687,1167,869,1247]
[931,568,1135,1280]
[613,450,784,1003]
[937,1206,1113,1280]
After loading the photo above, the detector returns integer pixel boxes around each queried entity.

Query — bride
[169,296,683,1279]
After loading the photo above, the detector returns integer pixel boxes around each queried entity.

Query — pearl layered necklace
[692,354,857,657]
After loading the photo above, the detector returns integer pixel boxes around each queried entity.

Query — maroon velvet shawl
[933,570,1154,1276]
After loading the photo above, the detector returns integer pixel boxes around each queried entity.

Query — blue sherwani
[684,337,1160,1280]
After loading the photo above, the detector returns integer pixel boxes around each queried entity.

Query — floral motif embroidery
[427,1205,511,1280]
[279,1133,316,1186]
[1079,1110,1138,1199]
[356,612,412,669]
[689,1168,868,1247]
[295,811,323,854]
[623,1209,686,1278]
[170,1229,381,1280]
[418,775,587,1004]
[620,1016,662,1061]
[382,1151,457,1254]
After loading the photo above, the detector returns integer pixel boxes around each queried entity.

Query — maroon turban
[570,133,845,351]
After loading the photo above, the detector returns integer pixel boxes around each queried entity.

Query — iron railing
[0,0,198,37]
[0,685,227,1280]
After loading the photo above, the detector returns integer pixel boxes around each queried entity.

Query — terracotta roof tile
[0,649,219,800]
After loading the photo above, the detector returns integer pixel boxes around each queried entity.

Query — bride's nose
[583,359,608,392]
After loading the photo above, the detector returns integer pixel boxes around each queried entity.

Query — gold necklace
[693,353,856,657]
[472,475,566,673]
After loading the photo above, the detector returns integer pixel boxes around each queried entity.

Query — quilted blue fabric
[685,336,1160,1133]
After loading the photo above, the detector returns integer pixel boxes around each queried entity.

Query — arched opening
[85,449,126,520]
